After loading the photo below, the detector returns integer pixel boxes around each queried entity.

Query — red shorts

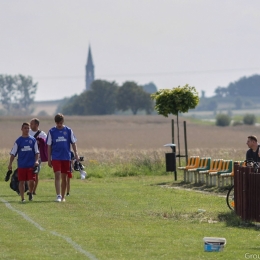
[18,168,36,181]
[52,160,71,174]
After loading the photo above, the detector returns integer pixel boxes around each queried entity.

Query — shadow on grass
[218,211,260,230]
[154,182,172,186]
[154,180,233,195]
[0,199,55,204]
[154,181,260,229]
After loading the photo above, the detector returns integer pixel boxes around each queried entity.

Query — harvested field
[0,115,256,161]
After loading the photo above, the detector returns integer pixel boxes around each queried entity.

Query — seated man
[246,135,260,165]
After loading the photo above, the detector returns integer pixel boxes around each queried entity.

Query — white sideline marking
[1,199,98,260]
[50,231,98,259]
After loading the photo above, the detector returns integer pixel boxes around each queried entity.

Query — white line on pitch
[1,198,98,260]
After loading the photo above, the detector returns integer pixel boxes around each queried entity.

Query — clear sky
[0,0,260,101]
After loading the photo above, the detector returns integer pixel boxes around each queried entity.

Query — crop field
[0,115,256,161]
[1,115,259,259]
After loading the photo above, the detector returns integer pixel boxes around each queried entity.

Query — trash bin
[164,144,176,172]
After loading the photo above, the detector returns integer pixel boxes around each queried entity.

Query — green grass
[1,174,260,260]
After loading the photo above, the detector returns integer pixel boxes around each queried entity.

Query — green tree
[214,74,260,97]
[87,80,118,115]
[56,97,71,114]
[117,81,154,115]
[61,80,118,115]
[142,82,157,94]
[0,74,37,115]
[0,75,16,112]
[15,75,38,114]
[214,86,228,97]
[151,84,199,160]
[61,94,87,115]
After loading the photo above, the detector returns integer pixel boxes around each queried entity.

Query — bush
[215,114,231,127]
[243,114,256,125]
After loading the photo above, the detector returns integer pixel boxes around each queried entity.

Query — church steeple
[85,45,95,91]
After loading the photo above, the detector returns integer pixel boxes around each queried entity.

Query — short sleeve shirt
[10,136,39,168]
[29,129,47,139]
[46,126,77,161]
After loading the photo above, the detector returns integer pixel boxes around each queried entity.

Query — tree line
[59,80,156,115]
[0,74,157,116]
[214,74,260,97]
[194,74,260,111]
[2,72,259,115]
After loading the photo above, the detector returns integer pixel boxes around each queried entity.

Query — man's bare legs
[19,181,25,201]
[61,173,67,201]
[32,175,38,194]
[54,171,61,201]
[66,176,70,196]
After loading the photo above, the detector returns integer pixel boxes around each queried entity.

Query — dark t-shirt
[246,146,260,162]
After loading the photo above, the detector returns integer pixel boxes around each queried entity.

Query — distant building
[85,46,95,90]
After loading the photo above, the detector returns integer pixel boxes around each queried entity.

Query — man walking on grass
[29,118,47,196]
[47,113,79,202]
[8,122,39,202]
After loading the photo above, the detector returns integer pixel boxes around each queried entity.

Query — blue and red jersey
[46,126,77,161]
[10,136,39,168]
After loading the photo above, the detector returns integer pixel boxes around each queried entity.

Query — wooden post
[171,119,177,181]
[184,121,188,165]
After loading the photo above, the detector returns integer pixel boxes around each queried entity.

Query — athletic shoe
[62,198,66,202]
[66,193,70,196]
[21,199,26,203]
[56,195,62,202]
[28,193,33,201]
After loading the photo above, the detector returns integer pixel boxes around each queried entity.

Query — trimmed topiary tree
[151,84,199,159]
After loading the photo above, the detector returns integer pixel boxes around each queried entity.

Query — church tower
[85,46,95,91]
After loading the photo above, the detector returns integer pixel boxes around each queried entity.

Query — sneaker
[56,195,62,202]
[21,199,26,203]
[28,193,33,201]
[62,198,66,202]
[66,193,70,196]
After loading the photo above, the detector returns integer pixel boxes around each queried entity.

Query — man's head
[54,113,64,129]
[21,122,30,137]
[30,118,40,131]
[247,135,258,149]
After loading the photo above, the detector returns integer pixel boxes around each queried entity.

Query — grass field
[1,175,260,260]
[1,115,259,259]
